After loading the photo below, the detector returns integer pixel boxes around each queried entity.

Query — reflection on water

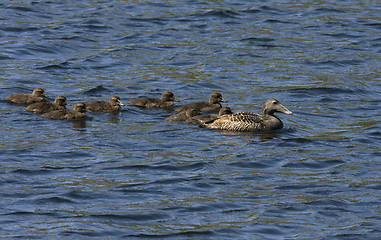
[1,0,380,239]
[72,120,87,129]
[212,130,281,143]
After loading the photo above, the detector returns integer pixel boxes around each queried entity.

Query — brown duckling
[25,96,68,113]
[192,107,233,124]
[165,108,200,123]
[6,88,47,104]
[42,102,87,120]
[175,92,226,113]
[201,99,292,132]
[128,91,176,109]
[85,96,124,114]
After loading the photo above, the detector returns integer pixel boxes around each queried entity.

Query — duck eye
[273,101,278,104]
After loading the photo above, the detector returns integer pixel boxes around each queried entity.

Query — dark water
[1,0,380,239]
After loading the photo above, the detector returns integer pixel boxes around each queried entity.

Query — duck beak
[119,100,125,106]
[221,98,227,102]
[281,105,293,115]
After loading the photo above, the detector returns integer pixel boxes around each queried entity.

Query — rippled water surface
[1,0,381,239]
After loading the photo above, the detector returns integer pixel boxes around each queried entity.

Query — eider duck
[128,91,176,109]
[192,107,233,124]
[25,96,68,113]
[202,99,292,132]
[6,88,47,104]
[175,92,226,113]
[165,108,200,123]
[42,102,87,120]
[85,96,124,114]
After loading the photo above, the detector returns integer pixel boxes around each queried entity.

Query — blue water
[1,1,381,239]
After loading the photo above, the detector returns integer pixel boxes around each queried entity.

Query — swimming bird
[175,92,226,113]
[128,91,177,109]
[192,107,233,124]
[201,99,292,132]
[42,102,87,120]
[6,88,47,104]
[165,108,200,123]
[85,96,124,114]
[25,96,68,113]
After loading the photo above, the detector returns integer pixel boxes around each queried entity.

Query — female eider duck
[25,96,68,113]
[42,102,87,120]
[202,99,292,132]
[6,88,47,104]
[175,92,226,113]
[192,107,233,124]
[85,96,124,114]
[165,108,200,123]
[128,91,176,109]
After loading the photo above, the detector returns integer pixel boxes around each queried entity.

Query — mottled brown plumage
[128,91,176,109]
[6,88,47,104]
[202,99,292,132]
[85,96,124,114]
[25,96,68,113]
[175,92,226,113]
[42,102,87,120]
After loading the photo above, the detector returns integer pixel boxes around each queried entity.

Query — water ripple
[1,0,380,239]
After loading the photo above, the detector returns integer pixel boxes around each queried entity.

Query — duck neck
[261,112,283,130]
[213,102,222,107]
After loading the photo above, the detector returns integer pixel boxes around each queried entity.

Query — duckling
[25,96,68,113]
[202,99,292,132]
[6,88,47,104]
[192,107,233,124]
[42,102,87,120]
[128,91,176,109]
[175,92,226,113]
[165,108,200,123]
[85,96,124,114]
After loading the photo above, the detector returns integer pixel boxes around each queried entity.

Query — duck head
[55,96,68,106]
[162,91,176,101]
[110,96,125,106]
[74,102,87,113]
[210,92,226,104]
[262,99,292,116]
[33,88,46,97]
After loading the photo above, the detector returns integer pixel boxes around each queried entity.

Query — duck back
[204,112,284,132]
[175,92,225,113]
[6,93,46,104]
[165,109,199,123]
[86,101,112,111]
[176,102,221,113]
[86,96,124,113]
[42,103,87,120]
[129,97,173,109]
[129,91,176,109]
[26,102,66,113]
[6,88,46,104]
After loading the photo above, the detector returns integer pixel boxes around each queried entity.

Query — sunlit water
[1,1,380,239]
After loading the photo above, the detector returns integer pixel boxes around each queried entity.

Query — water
[1,0,380,239]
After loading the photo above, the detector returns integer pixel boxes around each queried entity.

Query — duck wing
[204,112,265,132]
[26,102,56,113]
[165,111,187,121]
[85,101,109,111]
[175,102,210,112]
[42,109,69,120]
[128,97,159,108]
